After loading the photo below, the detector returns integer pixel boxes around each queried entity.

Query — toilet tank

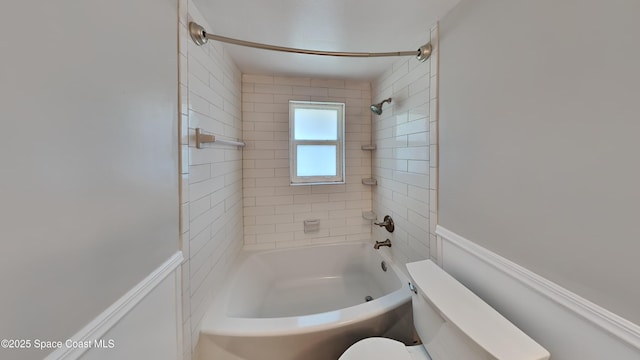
[406,260,550,360]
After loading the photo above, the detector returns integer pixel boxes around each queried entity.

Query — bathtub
[198,242,413,360]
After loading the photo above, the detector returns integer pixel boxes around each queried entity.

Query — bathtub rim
[199,241,411,337]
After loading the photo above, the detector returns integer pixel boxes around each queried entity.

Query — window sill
[290,181,346,186]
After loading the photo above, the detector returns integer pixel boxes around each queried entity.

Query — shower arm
[189,22,432,62]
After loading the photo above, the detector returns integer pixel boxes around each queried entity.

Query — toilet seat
[339,337,417,360]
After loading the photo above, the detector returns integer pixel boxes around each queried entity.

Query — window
[289,101,345,185]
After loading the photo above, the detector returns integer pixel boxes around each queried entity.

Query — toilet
[339,260,550,360]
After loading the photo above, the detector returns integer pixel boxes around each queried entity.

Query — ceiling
[191,0,460,80]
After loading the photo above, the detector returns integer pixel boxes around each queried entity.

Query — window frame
[289,101,345,185]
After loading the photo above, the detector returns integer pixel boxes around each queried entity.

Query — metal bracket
[417,43,432,62]
[195,128,215,149]
[189,22,208,46]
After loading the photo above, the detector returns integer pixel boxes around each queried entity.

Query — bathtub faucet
[374,239,392,249]
[374,215,395,233]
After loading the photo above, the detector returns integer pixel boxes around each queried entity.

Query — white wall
[370,26,439,268]
[178,1,245,358]
[437,227,640,360]
[241,76,372,249]
[79,267,182,360]
[0,0,179,359]
[438,0,640,326]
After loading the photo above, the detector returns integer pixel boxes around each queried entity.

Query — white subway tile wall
[370,25,439,268]
[242,76,373,249]
[179,1,244,359]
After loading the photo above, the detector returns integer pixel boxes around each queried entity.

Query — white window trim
[289,101,345,185]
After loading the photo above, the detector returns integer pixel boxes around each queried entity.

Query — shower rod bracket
[417,43,432,63]
[188,21,431,62]
[189,22,208,46]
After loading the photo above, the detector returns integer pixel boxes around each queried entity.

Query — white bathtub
[198,242,413,360]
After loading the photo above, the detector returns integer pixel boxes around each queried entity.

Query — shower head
[370,98,392,115]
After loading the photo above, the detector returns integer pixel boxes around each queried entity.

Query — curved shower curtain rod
[188,22,432,62]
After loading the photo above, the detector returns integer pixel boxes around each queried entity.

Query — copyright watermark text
[1,338,115,350]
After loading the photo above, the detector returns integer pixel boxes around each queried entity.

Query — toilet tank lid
[407,260,550,360]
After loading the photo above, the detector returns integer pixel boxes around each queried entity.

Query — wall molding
[44,251,184,360]
[435,225,640,351]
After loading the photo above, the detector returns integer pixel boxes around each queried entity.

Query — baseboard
[44,251,184,360]
[435,225,640,351]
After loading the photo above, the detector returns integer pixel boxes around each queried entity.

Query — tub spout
[374,239,392,249]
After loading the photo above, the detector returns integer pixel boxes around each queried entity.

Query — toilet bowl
[340,337,430,360]
[339,260,550,360]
